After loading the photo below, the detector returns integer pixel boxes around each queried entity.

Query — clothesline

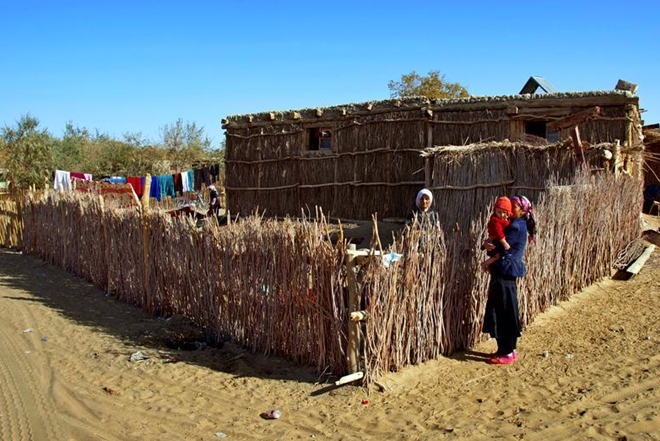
[53,163,221,201]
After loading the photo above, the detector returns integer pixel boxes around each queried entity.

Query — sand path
[1,243,659,440]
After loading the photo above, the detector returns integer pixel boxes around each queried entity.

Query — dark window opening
[525,120,547,138]
[308,128,332,151]
[524,120,561,142]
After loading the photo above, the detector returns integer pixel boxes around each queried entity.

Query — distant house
[222,87,642,220]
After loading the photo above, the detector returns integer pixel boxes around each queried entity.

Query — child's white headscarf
[415,188,433,209]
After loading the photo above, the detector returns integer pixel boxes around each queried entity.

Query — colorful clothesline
[53,164,221,201]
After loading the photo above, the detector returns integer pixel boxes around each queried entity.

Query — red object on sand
[362,400,369,405]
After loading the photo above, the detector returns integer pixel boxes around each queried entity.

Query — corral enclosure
[224,90,641,220]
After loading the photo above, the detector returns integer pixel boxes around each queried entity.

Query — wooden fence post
[141,175,152,313]
[346,243,361,374]
[15,189,24,250]
[99,195,112,295]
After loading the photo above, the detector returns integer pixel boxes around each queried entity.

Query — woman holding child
[482,195,536,365]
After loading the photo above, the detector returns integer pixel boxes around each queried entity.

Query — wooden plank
[626,245,655,275]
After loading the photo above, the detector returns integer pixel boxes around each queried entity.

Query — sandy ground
[1,235,660,440]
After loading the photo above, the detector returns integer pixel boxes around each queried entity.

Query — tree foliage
[388,70,468,100]
[1,115,54,189]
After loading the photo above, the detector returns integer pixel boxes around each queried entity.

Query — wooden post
[15,189,23,249]
[346,243,360,374]
[99,195,112,295]
[570,127,586,167]
[141,175,152,313]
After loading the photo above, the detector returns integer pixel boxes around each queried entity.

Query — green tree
[53,122,90,171]
[388,70,468,100]
[160,119,212,171]
[1,115,55,189]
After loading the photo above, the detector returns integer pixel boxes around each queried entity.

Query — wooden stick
[225,181,425,191]
[224,147,423,165]
[430,179,515,191]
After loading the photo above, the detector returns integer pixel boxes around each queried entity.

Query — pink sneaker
[489,350,517,359]
[487,353,516,365]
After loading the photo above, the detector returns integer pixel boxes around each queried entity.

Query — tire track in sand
[0,312,64,440]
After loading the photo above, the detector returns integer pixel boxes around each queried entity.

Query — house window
[524,120,561,142]
[308,128,332,151]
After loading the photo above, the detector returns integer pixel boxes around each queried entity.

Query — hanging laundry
[157,175,176,198]
[210,163,221,182]
[173,173,183,195]
[127,177,144,197]
[109,176,126,184]
[54,170,71,192]
[150,177,161,201]
[70,172,92,181]
[193,167,212,191]
[184,170,194,192]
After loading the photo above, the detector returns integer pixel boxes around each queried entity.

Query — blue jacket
[492,217,528,278]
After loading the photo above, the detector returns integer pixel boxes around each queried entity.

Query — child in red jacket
[481,197,512,272]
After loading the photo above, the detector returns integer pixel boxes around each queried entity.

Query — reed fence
[0,163,643,386]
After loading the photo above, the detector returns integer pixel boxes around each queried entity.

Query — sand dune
[1,245,659,440]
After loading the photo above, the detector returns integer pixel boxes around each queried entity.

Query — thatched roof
[224,90,637,127]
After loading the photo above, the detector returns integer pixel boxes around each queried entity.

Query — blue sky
[1,0,658,147]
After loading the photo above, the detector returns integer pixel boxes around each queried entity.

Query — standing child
[481,197,512,272]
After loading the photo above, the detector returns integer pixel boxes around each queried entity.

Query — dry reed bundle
[0,190,24,248]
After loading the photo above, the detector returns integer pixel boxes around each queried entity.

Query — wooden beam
[547,107,601,132]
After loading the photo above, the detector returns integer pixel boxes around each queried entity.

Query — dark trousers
[483,275,521,356]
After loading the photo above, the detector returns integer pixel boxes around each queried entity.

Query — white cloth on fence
[54,170,71,192]
[83,173,93,181]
